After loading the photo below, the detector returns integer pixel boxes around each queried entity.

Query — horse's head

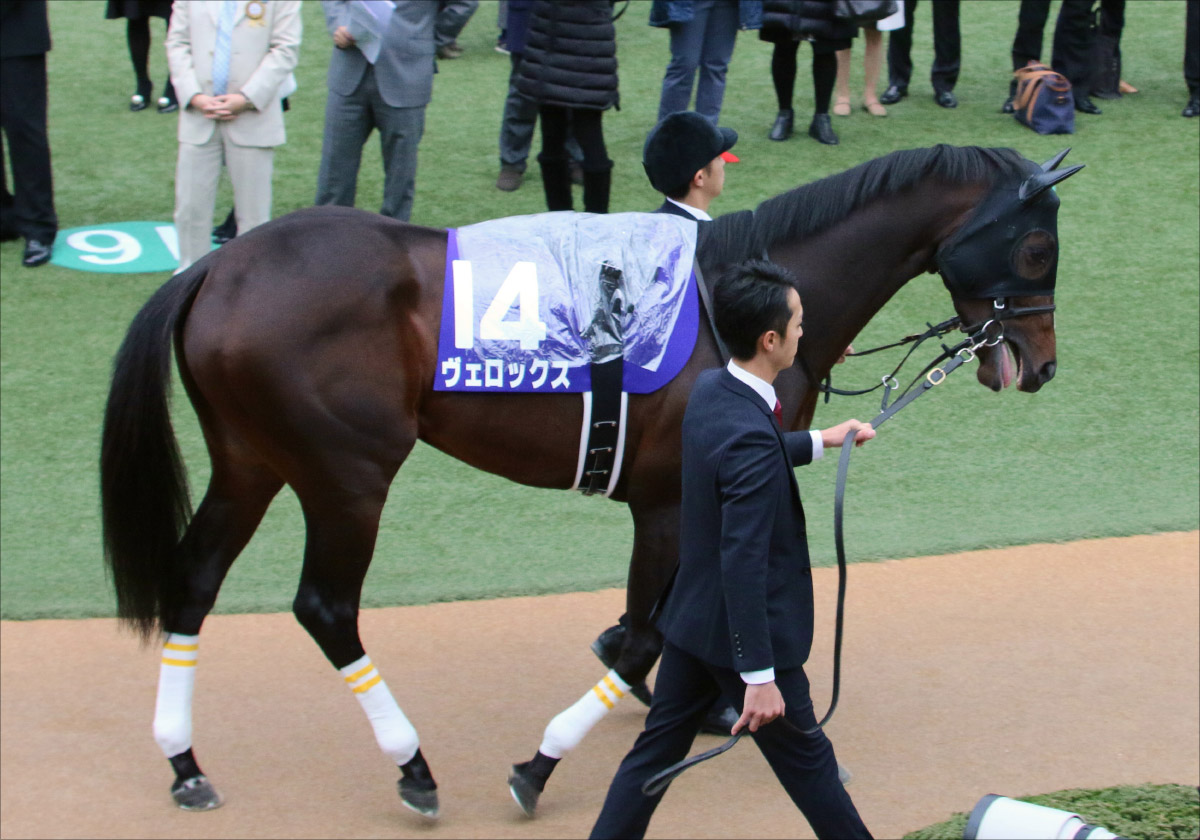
[936,149,1083,393]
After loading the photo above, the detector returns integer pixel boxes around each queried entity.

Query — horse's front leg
[507,500,680,817]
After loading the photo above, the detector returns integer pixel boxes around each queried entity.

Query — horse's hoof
[171,775,223,810]
[398,778,440,819]
[507,764,541,817]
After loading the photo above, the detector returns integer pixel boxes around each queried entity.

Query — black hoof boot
[590,625,653,707]
[698,701,740,736]
[398,749,439,819]
[508,751,559,817]
[168,749,223,811]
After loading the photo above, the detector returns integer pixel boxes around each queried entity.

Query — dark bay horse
[100,145,1080,817]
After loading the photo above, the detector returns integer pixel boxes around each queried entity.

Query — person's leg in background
[1052,0,1101,113]
[1182,0,1199,116]
[657,0,707,122]
[769,39,799,140]
[569,108,610,214]
[880,0,917,103]
[691,0,738,125]
[929,0,960,107]
[808,43,839,145]
[537,104,573,211]
[862,25,886,115]
[497,51,539,190]
[126,17,153,109]
[1005,0,1050,112]
[833,45,853,116]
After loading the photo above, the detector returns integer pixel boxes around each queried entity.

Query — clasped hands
[189,93,252,121]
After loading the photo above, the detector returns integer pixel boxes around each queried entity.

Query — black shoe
[1001,95,1015,114]
[212,209,237,245]
[698,702,740,736]
[768,108,794,141]
[1183,94,1200,118]
[129,93,149,112]
[22,238,52,267]
[808,113,838,145]
[934,90,958,108]
[1074,97,1102,115]
[879,84,906,105]
[157,96,179,114]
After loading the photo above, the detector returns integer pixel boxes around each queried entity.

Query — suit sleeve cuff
[739,667,775,685]
[810,430,824,460]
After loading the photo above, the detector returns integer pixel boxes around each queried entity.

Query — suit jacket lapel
[718,370,802,496]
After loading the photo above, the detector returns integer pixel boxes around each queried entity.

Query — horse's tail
[100,261,208,642]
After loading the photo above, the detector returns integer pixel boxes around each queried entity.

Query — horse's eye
[1013,230,1056,280]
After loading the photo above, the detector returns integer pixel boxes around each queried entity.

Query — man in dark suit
[880,0,962,108]
[1,0,57,267]
[590,260,875,840]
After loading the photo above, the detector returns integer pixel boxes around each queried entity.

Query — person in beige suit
[166,0,301,273]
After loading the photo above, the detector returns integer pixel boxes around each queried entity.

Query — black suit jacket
[654,199,694,219]
[658,368,816,673]
[0,1,50,59]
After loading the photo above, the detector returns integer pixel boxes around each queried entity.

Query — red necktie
[773,398,783,428]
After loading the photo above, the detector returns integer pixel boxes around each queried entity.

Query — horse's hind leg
[154,458,283,810]
[289,475,439,819]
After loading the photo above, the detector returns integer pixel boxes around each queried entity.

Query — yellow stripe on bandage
[592,684,615,709]
[344,663,375,684]
[603,675,625,699]
[352,675,382,694]
[161,657,197,667]
[164,641,199,652]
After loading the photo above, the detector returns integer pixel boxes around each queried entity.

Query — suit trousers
[656,0,740,125]
[174,128,273,273]
[0,54,56,241]
[315,63,426,222]
[1011,0,1094,91]
[590,641,871,840]
[887,0,961,94]
[1186,0,1199,93]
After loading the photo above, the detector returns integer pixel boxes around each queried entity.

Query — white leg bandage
[341,654,420,766]
[153,633,198,758]
[539,669,630,759]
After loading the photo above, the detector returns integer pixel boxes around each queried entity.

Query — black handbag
[833,0,899,26]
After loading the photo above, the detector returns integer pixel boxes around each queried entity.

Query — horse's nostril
[1041,361,1057,381]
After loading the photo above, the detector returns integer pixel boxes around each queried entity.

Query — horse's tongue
[1000,342,1016,389]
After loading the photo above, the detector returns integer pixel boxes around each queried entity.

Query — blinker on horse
[99,145,1080,817]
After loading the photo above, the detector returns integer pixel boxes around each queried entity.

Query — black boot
[582,163,612,214]
[768,108,794,141]
[808,113,839,145]
[538,155,573,211]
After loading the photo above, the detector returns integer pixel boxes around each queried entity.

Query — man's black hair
[712,260,801,361]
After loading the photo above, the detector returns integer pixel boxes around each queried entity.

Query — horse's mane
[698,144,1028,268]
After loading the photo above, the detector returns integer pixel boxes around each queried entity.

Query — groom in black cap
[588,110,743,735]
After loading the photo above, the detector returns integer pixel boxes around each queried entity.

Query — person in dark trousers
[515,0,619,213]
[106,0,177,112]
[1,0,57,267]
[879,0,961,108]
[1002,0,1103,115]
[1184,0,1199,117]
[650,0,761,126]
[590,110,743,735]
[759,0,856,146]
[589,259,875,840]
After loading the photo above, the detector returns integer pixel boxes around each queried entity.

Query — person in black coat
[1,0,57,267]
[589,260,875,840]
[515,0,619,213]
[879,0,961,109]
[759,0,856,146]
[1003,0,1104,116]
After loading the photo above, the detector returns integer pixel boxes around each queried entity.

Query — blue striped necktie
[212,0,237,96]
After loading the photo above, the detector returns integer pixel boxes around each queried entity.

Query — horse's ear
[1019,163,1085,203]
[1040,148,1072,172]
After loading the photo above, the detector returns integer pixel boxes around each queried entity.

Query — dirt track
[2,532,1197,839]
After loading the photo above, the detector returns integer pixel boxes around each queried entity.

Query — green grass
[904,783,1200,840]
[1,1,1197,620]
